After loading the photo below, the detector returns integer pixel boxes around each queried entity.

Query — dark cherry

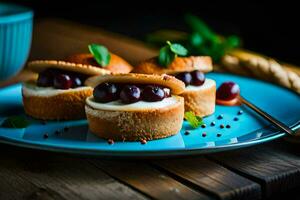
[93,83,119,103]
[175,72,192,86]
[71,76,83,88]
[37,72,53,87]
[163,88,171,97]
[142,85,165,102]
[191,70,205,86]
[53,74,72,89]
[216,81,240,101]
[120,85,141,104]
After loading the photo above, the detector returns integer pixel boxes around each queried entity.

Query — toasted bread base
[85,96,184,141]
[134,56,213,74]
[181,80,216,117]
[22,87,93,120]
[66,53,133,73]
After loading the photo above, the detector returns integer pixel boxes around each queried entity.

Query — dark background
[6,0,300,65]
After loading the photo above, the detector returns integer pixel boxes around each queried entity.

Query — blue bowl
[0,3,33,81]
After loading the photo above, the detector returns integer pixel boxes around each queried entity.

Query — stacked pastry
[134,56,216,117]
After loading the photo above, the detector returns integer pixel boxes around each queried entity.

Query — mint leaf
[225,35,241,48]
[158,46,175,67]
[184,111,203,128]
[88,44,111,67]
[189,32,204,47]
[167,41,188,56]
[158,41,188,67]
[185,14,215,40]
[1,116,30,128]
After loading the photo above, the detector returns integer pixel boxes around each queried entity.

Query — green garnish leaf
[167,41,188,56]
[225,35,241,48]
[184,111,203,128]
[185,14,215,40]
[1,116,30,128]
[158,41,188,67]
[88,44,111,67]
[189,32,204,47]
[158,45,176,67]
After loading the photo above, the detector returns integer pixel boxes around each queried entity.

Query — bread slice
[133,56,213,74]
[22,83,92,120]
[66,53,133,73]
[85,96,184,141]
[181,79,216,117]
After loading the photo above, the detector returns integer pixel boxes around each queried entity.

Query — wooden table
[1,19,300,200]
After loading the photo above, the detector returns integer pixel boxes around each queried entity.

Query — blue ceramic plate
[0,73,299,157]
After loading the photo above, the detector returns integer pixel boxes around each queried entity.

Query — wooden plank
[26,188,67,200]
[0,166,41,200]
[89,159,212,200]
[209,142,300,198]
[0,145,148,200]
[154,157,261,200]
[29,19,157,65]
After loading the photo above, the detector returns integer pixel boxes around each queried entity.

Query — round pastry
[84,73,185,141]
[134,56,216,117]
[23,60,110,120]
[66,53,133,73]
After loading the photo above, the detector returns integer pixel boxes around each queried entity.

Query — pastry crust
[22,86,93,120]
[133,56,213,74]
[66,53,133,73]
[27,60,111,76]
[181,80,216,117]
[85,73,185,95]
[85,96,184,141]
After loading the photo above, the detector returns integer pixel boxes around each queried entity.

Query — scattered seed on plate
[217,114,224,120]
[202,132,207,137]
[217,133,222,137]
[107,139,114,145]
[233,117,239,121]
[220,124,225,129]
[226,125,231,129]
[140,139,147,145]
[43,133,49,139]
[210,121,216,126]
[201,124,206,128]
[238,110,243,115]
[184,130,190,135]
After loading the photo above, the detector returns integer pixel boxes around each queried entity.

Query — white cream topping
[185,78,215,91]
[22,83,91,97]
[86,96,178,111]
